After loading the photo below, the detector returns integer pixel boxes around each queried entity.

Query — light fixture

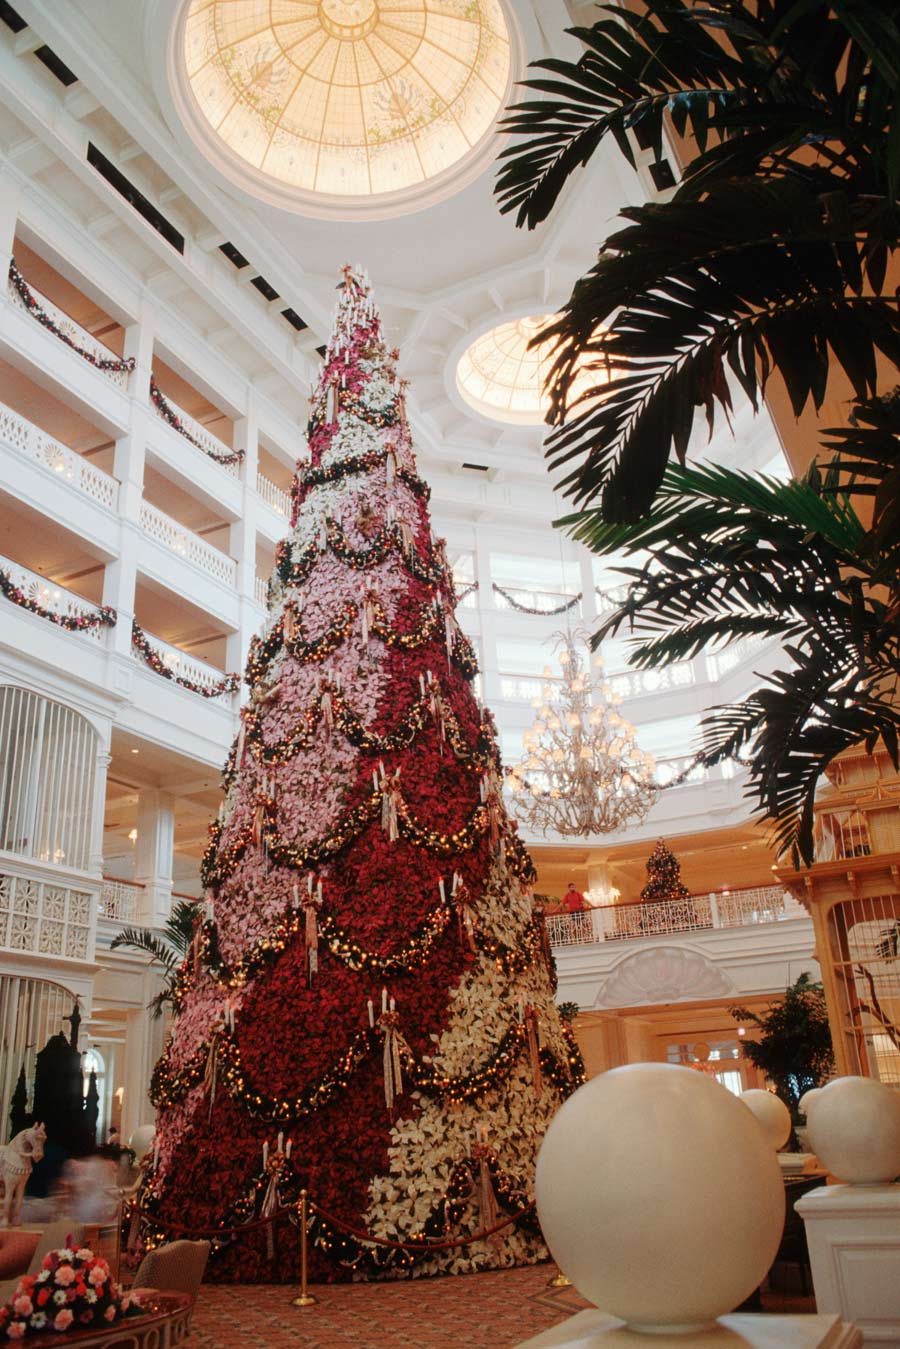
[128,828,138,843]
[507,630,658,837]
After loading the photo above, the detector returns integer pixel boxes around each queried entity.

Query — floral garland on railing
[148,375,245,468]
[131,621,240,699]
[492,583,582,616]
[8,260,136,374]
[0,567,117,632]
[453,581,479,604]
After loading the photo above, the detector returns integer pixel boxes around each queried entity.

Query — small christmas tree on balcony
[141,266,584,1282]
[640,840,691,903]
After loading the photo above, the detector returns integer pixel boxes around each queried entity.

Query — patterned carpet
[183,1264,591,1349]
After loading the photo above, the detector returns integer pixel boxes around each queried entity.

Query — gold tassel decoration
[472,1143,500,1240]
[525,1006,543,1099]
[204,1032,218,1121]
[381,768,401,842]
[282,605,296,643]
[378,1006,411,1111]
[386,446,396,486]
[305,889,319,987]
[321,688,334,733]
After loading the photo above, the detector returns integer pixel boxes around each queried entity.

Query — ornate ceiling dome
[457,314,607,425]
[181,0,512,208]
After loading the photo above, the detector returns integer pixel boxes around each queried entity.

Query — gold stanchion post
[113,1189,124,1284]
[291,1190,318,1308]
[547,1266,572,1288]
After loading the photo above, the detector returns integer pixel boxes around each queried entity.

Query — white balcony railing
[608,660,696,699]
[7,276,130,391]
[0,399,118,510]
[546,884,793,947]
[150,392,239,475]
[254,573,269,608]
[0,872,94,961]
[257,472,291,518]
[138,501,237,587]
[133,627,237,701]
[98,877,143,922]
[0,554,109,643]
[704,635,769,682]
[493,584,582,616]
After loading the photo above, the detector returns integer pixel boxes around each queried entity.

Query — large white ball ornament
[740,1089,792,1149]
[798,1087,823,1117]
[806,1075,900,1184]
[535,1063,785,1332]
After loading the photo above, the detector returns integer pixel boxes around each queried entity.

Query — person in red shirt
[562,882,587,913]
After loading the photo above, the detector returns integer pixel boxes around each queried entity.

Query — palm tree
[110,900,199,1019]
[495,0,900,523]
[496,2,900,859]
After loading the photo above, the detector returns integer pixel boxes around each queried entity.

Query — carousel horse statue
[0,1122,46,1226]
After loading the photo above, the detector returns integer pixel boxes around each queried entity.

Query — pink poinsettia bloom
[103,1305,118,1322]
[53,1310,74,1331]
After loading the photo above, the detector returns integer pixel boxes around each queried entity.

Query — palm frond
[110,926,181,975]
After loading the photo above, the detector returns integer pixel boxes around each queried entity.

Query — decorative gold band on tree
[140,267,584,1282]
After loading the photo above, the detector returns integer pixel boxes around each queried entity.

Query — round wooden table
[23,1291,193,1347]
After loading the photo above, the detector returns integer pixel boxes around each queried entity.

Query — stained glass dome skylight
[457,314,606,424]
[181,0,512,206]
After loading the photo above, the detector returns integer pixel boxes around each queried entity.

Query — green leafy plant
[557,1001,580,1024]
[566,443,900,862]
[495,0,900,524]
[111,900,199,1019]
[731,974,835,1118]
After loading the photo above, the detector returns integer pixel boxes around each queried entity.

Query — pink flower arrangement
[0,1244,137,1338]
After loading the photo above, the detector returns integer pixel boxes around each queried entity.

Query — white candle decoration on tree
[368,999,375,1028]
[262,1141,269,1167]
[381,987,388,1014]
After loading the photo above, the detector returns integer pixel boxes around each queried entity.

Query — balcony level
[550,886,817,1012]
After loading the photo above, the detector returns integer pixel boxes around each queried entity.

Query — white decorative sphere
[740,1089,792,1149]
[129,1125,156,1160]
[798,1087,823,1117]
[806,1076,900,1184]
[535,1063,785,1332]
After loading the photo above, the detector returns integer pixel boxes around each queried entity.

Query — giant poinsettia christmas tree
[142,267,583,1282]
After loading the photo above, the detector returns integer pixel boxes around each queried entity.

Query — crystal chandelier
[507,630,658,837]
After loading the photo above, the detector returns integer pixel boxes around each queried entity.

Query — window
[0,688,98,870]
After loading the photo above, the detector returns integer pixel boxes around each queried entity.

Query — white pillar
[227,401,262,683]
[121,1005,158,1139]
[134,789,175,927]
[0,171,21,275]
[474,529,500,703]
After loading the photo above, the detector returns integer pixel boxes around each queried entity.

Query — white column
[121,1006,157,1139]
[134,789,175,927]
[474,528,500,703]
[0,171,21,276]
[227,400,262,683]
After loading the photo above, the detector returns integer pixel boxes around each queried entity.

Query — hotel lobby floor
[181,1266,815,1349]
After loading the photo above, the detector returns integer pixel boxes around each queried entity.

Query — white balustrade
[0,872,94,961]
[138,500,237,586]
[254,573,269,608]
[546,884,791,947]
[98,877,143,922]
[133,626,236,700]
[256,471,291,517]
[0,554,108,643]
[499,674,563,703]
[654,754,708,787]
[7,276,130,391]
[151,391,239,474]
[0,399,118,510]
[704,635,768,681]
[608,660,696,699]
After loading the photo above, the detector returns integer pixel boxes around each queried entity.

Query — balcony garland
[131,620,240,699]
[8,260,136,374]
[453,581,479,604]
[492,583,581,616]
[0,567,117,631]
[148,375,245,468]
